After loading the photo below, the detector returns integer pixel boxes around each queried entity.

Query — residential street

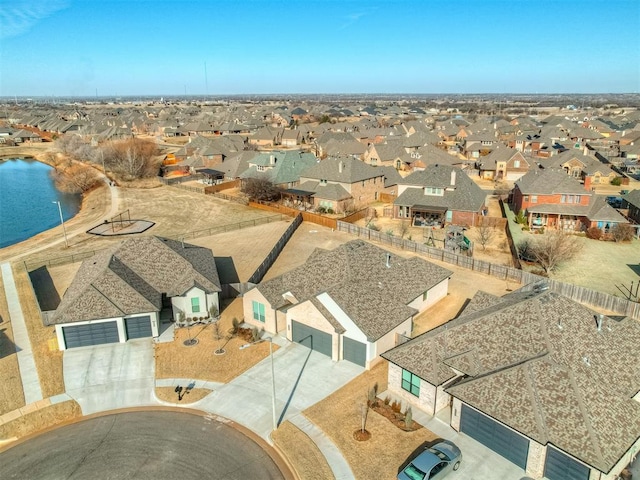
[1,411,287,480]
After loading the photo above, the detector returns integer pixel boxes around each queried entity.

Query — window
[531,195,537,203]
[523,195,529,202]
[424,187,444,196]
[252,300,265,322]
[191,297,200,313]
[401,369,420,397]
[513,160,520,168]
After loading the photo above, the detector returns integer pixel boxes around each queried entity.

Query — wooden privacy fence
[203,179,241,194]
[248,201,338,229]
[378,193,397,203]
[337,221,640,319]
[248,214,303,284]
[341,208,371,224]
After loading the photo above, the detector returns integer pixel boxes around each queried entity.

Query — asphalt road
[0,411,286,480]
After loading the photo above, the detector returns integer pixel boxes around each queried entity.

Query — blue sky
[1,0,638,96]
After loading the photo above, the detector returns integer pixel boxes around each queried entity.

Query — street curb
[0,406,297,480]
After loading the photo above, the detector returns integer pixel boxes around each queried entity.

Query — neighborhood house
[49,236,221,350]
[242,240,452,368]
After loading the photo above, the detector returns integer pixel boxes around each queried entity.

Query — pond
[0,158,81,248]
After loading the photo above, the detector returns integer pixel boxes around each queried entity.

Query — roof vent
[557,320,563,330]
[583,356,591,367]
[596,314,604,332]
[385,253,391,268]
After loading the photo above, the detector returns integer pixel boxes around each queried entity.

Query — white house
[49,236,221,350]
[243,240,452,368]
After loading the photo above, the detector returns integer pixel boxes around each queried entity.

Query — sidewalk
[0,263,43,405]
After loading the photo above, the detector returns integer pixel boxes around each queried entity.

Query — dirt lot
[304,362,438,480]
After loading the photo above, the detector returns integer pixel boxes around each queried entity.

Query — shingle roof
[256,240,452,341]
[382,289,640,474]
[515,167,588,195]
[300,157,384,184]
[395,165,486,213]
[51,237,220,324]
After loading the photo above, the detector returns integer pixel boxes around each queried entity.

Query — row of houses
[48,232,640,480]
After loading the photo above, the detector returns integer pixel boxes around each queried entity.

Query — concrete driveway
[198,340,364,440]
[63,339,157,415]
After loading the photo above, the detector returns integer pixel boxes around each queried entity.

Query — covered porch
[405,205,448,228]
[281,188,314,211]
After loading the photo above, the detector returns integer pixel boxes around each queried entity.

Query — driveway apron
[63,340,157,415]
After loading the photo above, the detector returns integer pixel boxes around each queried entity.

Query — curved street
[0,411,286,480]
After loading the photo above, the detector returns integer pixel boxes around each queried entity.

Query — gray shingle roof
[515,167,588,195]
[395,165,486,213]
[256,240,452,341]
[51,237,220,324]
[300,157,384,184]
[382,289,640,474]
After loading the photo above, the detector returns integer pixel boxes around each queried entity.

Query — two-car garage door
[62,321,120,349]
[460,404,530,469]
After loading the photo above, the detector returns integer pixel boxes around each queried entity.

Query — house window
[191,297,200,313]
[514,160,520,168]
[252,300,265,323]
[424,187,444,196]
[401,369,420,397]
[531,195,537,203]
[523,195,529,202]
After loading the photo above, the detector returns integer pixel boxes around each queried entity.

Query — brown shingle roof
[383,289,640,473]
[256,240,452,341]
[51,237,220,324]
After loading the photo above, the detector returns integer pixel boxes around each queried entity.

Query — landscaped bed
[304,362,438,480]
[155,304,276,383]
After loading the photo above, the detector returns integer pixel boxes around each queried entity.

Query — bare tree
[476,220,495,251]
[399,220,409,239]
[531,231,582,274]
[242,176,281,201]
[102,138,158,180]
[51,163,101,194]
[611,224,634,242]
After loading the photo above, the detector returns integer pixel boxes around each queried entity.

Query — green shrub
[317,206,327,214]
[610,177,622,186]
[516,209,527,225]
[327,207,334,214]
[367,222,381,231]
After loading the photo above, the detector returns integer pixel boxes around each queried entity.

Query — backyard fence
[23,215,288,271]
[248,201,339,229]
[248,213,303,284]
[337,220,640,319]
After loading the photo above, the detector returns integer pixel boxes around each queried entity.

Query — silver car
[397,440,462,480]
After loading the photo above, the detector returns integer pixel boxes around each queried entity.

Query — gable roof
[395,165,486,213]
[383,289,640,474]
[515,167,589,195]
[256,240,452,341]
[51,237,220,324]
[300,157,384,184]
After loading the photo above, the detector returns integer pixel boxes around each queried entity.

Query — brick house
[512,168,628,232]
[297,157,388,213]
[382,288,640,480]
[393,165,486,227]
[477,146,532,181]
